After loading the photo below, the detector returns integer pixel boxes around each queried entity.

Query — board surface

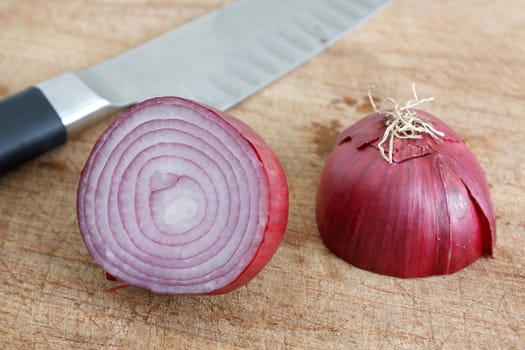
[0,1,523,348]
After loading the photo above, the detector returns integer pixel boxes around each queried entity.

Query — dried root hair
[368,83,444,163]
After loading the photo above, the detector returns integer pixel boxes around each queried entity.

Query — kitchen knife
[0,0,390,173]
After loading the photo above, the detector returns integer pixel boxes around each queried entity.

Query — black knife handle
[0,87,66,173]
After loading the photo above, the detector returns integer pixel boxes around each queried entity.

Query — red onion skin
[78,97,289,294]
[316,110,495,278]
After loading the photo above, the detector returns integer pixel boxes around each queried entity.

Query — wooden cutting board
[1,1,523,348]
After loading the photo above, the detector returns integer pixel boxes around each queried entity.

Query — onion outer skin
[77,97,288,294]
[316,110,495,278]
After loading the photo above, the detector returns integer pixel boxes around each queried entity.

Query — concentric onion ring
[77,97,288,294]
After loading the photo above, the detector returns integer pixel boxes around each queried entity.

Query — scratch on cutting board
[332,94,381,113]
[356,94,381,114]
[312,94,382,158]
[37,159,68,173]
[342,96,358,107]
[311,119,343,158]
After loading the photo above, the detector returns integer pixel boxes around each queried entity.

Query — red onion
[77,97,288,294]
[316,89,496,278]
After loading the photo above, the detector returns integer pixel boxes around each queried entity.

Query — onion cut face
[316,109,496,278]
[77,97,288,294]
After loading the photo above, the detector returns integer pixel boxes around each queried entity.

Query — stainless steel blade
[0,0,390,173]
[77,0,390,111]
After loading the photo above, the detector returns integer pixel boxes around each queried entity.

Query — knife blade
[0,0,390,173]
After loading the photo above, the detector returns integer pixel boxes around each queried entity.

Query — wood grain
[1,1,524,349]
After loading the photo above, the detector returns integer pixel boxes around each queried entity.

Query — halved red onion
[316,109,496,278]
[77,97,288,294]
